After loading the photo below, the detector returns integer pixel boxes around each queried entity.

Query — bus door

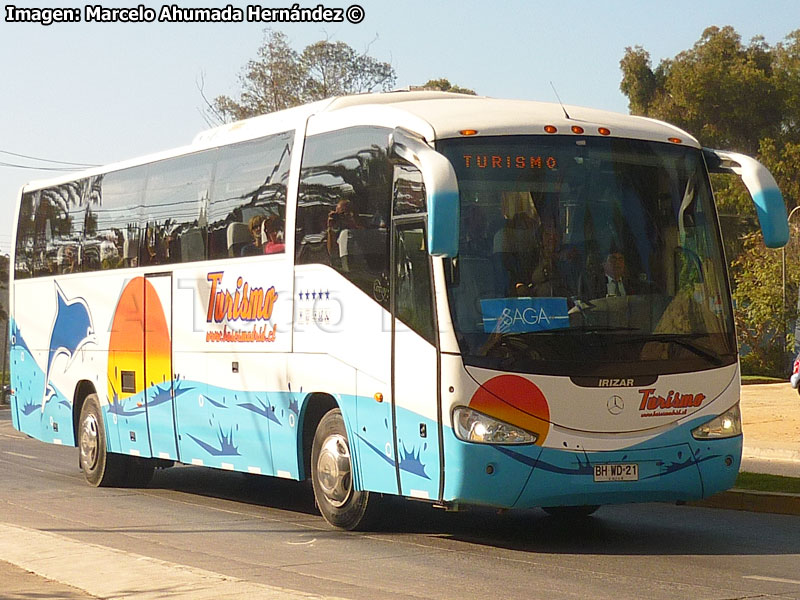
[390,164,442,501]
[143,273,179,461]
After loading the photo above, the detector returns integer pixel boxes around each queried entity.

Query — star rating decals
[297,289,331,301]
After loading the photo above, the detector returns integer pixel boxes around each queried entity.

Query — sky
[1,0,798,255]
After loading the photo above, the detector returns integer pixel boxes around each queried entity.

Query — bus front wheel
[311,408,375,530]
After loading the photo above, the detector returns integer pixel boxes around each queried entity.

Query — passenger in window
[326,199,362,270]
[262,215,285,254]
[586,250,639,298]
[461,203,491,257]
[528,227,570,298]
[494,212,538,295]
[242,215,264,257]
[60,245,79,274]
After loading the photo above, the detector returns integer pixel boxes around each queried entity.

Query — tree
[731,229,800,376]
[620,27,787,155]
[417,79,476,95]
[210,30,396,122]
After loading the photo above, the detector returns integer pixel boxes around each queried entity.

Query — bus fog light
[691,404,742,439]
[452,406,537,445]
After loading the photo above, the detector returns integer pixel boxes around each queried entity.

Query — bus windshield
[438,135,737,376]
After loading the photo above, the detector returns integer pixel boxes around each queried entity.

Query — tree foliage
[211,30,396,122]
[731,229,800,376]
[620,27,792,153]
[418,78,477,95]
[620,27,800,374]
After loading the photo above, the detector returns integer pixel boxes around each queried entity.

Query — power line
[0,161,85,172]
[0,149,98,168]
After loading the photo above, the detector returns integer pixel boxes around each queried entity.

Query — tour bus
[9,91,788,529]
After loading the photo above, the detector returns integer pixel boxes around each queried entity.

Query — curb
[691,488,800,516]
[743,446,800,463]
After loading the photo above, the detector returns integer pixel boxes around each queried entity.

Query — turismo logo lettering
[205,272,278,343]
[637,388,705,418]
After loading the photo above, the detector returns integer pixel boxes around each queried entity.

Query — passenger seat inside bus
[227,222,251,257]
[181,227,206,262]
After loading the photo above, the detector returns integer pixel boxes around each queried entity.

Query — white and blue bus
[9,92,788,529]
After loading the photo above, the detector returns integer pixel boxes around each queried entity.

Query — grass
[735,471,800,494]
[741,375,787,385]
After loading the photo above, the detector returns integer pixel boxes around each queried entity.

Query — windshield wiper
[544,325,640,334]
[616,332,725,365]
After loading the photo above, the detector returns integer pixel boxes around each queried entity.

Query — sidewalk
[740,382,800,476]
[693,382,800,515]
[1,559,99,599]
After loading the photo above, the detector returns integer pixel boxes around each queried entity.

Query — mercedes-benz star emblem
[608,395,624,415]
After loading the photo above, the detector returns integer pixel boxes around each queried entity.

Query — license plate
[593,463,639,482]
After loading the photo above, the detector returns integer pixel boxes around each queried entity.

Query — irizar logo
[598,378,635,387]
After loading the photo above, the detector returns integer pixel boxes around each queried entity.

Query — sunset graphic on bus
[468,375,551,445]
[107,277,171,410]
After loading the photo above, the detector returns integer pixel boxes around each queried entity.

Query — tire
[311,408,376,530]
[78,393,128,487]
[542,505,600,518]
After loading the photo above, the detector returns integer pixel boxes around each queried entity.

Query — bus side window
[143,151,214,265]
[95,167,147,270]
[39,181,87,276]
[14,192,37,279]
[207,131,293,260]
[296,126,392,308]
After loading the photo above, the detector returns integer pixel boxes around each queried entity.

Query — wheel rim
[316,434,352,508]
[80,413,99,471]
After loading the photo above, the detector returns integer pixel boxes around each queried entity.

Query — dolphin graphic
[42,283,95,412]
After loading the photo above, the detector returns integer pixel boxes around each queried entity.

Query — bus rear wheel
[78,393,128,487]
[311,408,375,530]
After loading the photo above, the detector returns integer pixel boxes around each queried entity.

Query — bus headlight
[452,406,538,445]
[691,404,742,439]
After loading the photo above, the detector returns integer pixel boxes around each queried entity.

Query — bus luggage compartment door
[143,273,179,461]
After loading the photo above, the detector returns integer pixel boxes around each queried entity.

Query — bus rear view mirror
[390,128,460,257]
[704,148,789,248]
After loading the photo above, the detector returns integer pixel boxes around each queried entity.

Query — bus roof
[196,90,699,147]
[20,91,699,194]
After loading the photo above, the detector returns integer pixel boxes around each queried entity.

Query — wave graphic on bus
[42,283,94,413]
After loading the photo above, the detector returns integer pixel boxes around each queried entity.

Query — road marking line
[3,451,37,460]
[744,575,800,585]
[287,539,317,546]
[0,522,348,600]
